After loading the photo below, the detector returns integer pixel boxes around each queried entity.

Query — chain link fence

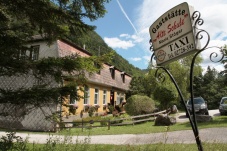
[0,74,61,132]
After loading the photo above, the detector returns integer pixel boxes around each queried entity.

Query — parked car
[219,97,227,115]
[186,97,209,117]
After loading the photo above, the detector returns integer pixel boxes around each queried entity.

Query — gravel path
[1,127,227,145]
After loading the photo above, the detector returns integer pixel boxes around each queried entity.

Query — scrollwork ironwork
[154,67,166,83]
[192,11,204,27]
[195,28,210,50]
[149,39,153,52]
[207,46,225,63]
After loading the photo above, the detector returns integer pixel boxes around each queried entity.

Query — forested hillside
[67,31,144,76]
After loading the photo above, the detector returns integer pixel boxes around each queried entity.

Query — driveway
[176,109,220,123]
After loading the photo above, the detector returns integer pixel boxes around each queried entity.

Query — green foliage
[127,69,158,99]
[107,105,114,113]
[194,66,227,109]
[125,95,155,116]
[0,0,113,106]
[0,132,27,151]
[88,106,96,117]
[153,83,178,110]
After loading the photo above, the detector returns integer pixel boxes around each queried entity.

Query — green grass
[58,115,227,136]
[2,116,227,151]
[25,142,227,151]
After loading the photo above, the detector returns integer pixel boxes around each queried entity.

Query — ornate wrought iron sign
[149,2,199,66]
[149,2,226,151]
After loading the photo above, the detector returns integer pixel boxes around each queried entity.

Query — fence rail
[61,110,167,131]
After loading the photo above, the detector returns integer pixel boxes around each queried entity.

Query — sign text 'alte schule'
[149,2,197,65]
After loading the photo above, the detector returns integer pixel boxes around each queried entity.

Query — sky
[84,0,227,73]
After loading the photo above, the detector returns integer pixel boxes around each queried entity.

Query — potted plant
[84,104,91,112]
[68,104,78,115]
[94,104,100,111]
[103,104,108,110]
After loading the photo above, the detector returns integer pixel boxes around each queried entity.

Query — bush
[107,105,114,113]
[88,106,96,117]
[125,95,155,116]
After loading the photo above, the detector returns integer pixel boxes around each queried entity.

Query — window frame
[121,72,125,83]
[84,86,90,105]
[109,66,115,79]
[103,90,107,105]
[30,45,40,60]
[94,88,99,105]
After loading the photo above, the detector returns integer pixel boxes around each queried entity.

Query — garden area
[1,115,227,151]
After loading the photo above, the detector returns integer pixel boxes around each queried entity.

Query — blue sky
[85,0,227,72]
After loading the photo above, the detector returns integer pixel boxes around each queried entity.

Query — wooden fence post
[82,119,83,132]
[108,119,110,130]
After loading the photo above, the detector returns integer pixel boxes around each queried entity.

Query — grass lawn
[2,116,227,151]
[57,115,227,136]
[26,142,227,151]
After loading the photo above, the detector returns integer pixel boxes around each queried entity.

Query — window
[19,45,40,60]
[31,45,39,60]
[103,90,107,105]
[70,89,77,104]
[121,72,125,83]
[94,88,99,104]
[110,66,115,79]
[19,49,28,60]
[84,86,90,104]
[116,92,121,105]
[94,62,101,74]
[116,92,124,105]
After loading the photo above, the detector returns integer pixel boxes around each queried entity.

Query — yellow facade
[58,39,131,117]
[62,83,126,116]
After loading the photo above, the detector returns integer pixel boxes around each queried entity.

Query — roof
[30,35,131,77]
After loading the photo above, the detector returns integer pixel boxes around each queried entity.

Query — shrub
[108,105,114,113]
[88,106,96,117]
[0,132,27,151]
[125,95,155,116]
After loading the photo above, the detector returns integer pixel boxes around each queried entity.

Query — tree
[153,82,178,110]
[194,66,227,109]
[0,0,111,105]
[0,0,110,75]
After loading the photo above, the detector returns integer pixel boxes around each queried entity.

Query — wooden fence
[61,110,166,131]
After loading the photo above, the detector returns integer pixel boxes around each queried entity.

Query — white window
[19,45,39,60]
[94,88,99,104]
[31,45,39,60]
[103,90,107,105]
[116,92,121,105]
[84,86,90,104]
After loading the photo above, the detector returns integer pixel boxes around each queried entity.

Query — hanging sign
[149,2,197,65]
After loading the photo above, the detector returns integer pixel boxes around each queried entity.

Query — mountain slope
[68,31,144,76]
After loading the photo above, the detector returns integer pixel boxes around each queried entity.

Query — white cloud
[104,37,135,49]
[104,33,144,50]
[143,55,151,61]
[120,34,130,38]
[130,57,141,61]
